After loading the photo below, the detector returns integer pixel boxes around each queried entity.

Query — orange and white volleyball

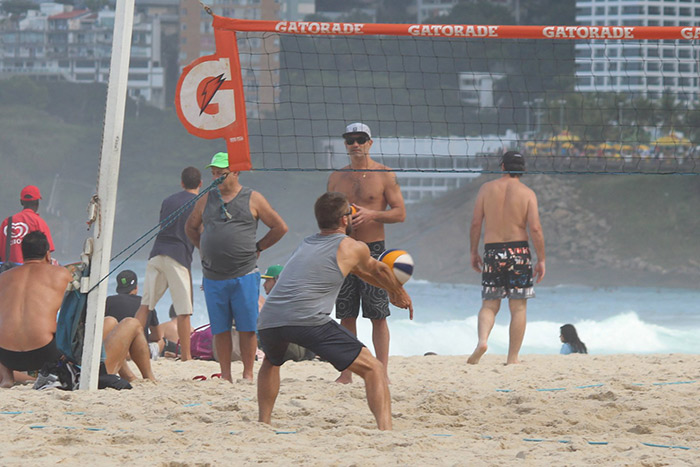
[378,249,414,284]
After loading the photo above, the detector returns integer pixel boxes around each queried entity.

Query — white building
[458,72,505,108]
[0,4,166,108]
[575,0,700,102]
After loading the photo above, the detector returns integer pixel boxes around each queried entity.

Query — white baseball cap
[343,122,371,139]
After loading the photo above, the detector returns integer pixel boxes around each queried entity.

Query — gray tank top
[200,186,258,280]
[258,233,346,329]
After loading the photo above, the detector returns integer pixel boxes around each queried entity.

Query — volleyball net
[176,17,700,175]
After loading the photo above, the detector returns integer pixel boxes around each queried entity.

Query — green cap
[261,264,283,279]
[206,152,229,169]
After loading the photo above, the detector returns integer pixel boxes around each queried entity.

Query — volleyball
[378,249,414,285]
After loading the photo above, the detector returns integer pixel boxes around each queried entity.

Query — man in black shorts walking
[257,192,412,430]
[467,151,545,365]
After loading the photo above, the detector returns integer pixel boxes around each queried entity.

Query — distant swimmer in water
[467,151,545,365]
[560,324,587,354]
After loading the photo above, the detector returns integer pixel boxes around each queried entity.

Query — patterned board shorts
[481,241,535,300]
[335,240,390,320]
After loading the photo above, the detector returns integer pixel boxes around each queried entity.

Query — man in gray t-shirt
[257,192,413,431]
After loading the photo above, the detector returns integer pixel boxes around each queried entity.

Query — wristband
[256,241,263,253]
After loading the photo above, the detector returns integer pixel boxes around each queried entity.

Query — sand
[1,353,699,465]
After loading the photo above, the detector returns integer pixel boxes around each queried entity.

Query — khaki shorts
[140,255,193,316]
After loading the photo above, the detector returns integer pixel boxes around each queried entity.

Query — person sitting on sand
[0,231,155,388]
[102,315,158,383]
[158,305,194,358]
[560,324,587,355]
[106,269,163,360]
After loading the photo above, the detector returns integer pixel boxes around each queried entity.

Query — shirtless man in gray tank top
[257,192,412,430]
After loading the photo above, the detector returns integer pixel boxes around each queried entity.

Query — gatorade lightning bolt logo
[199,74,226,116]
[175,28,251,171]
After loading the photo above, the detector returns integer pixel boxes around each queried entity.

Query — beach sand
[1,354,699,465]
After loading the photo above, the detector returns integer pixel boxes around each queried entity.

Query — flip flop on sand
[210,373,222,379]
[192,375,207,381]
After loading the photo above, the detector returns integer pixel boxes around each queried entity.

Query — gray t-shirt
[258,233,346,329]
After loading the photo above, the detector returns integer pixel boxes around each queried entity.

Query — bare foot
[505,358,523,365]
[335,372,353,384]
[467,344,488,365]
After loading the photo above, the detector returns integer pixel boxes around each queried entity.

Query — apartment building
[0,3,166,108]
[575,0,700,102]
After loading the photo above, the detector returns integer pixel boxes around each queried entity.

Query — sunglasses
[341,205,356,218]
[344,135,369,145]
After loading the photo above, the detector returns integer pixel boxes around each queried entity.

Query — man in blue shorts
[467,151,546,365]
[327,123,406,383]
[185,152,288,382]
[257,192,413,430]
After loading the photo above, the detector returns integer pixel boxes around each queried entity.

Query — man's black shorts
[259,321,364,372]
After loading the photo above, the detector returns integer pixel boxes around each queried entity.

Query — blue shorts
[203,272,260,334]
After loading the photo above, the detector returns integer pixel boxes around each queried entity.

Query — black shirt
[105,293,159,341]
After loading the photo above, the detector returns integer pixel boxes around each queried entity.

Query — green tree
[0,77,50,109]
[656,89,682,134]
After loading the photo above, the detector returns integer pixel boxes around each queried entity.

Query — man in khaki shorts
[135,167,202,361]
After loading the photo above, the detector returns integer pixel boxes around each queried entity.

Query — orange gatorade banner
[213,16,700,41]
[175,27,251,171]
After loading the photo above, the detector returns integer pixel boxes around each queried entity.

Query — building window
[622,6,643,15]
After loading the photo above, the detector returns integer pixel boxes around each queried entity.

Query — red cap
[20,185,42,201]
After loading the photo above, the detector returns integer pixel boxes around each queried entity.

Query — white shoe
[149,342,160,361]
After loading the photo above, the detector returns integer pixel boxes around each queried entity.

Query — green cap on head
[261,264,283,279]
[206,152,229,169]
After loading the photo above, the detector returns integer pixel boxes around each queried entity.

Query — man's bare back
[0,262,71,351]
[479,177,536,244]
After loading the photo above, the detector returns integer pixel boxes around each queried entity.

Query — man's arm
[340,239,413,318]
[250,191,288,253]
[352,172,406,227]
[527,192,546,283]
[185,197,207,249]
[327,171,340,191]
[469,187,485,273]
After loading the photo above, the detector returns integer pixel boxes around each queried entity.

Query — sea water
[120,262,700,357]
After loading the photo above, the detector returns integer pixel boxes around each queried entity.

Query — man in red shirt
[0,185,55,264]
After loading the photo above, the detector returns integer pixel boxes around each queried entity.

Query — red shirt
[0,208,55,263]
